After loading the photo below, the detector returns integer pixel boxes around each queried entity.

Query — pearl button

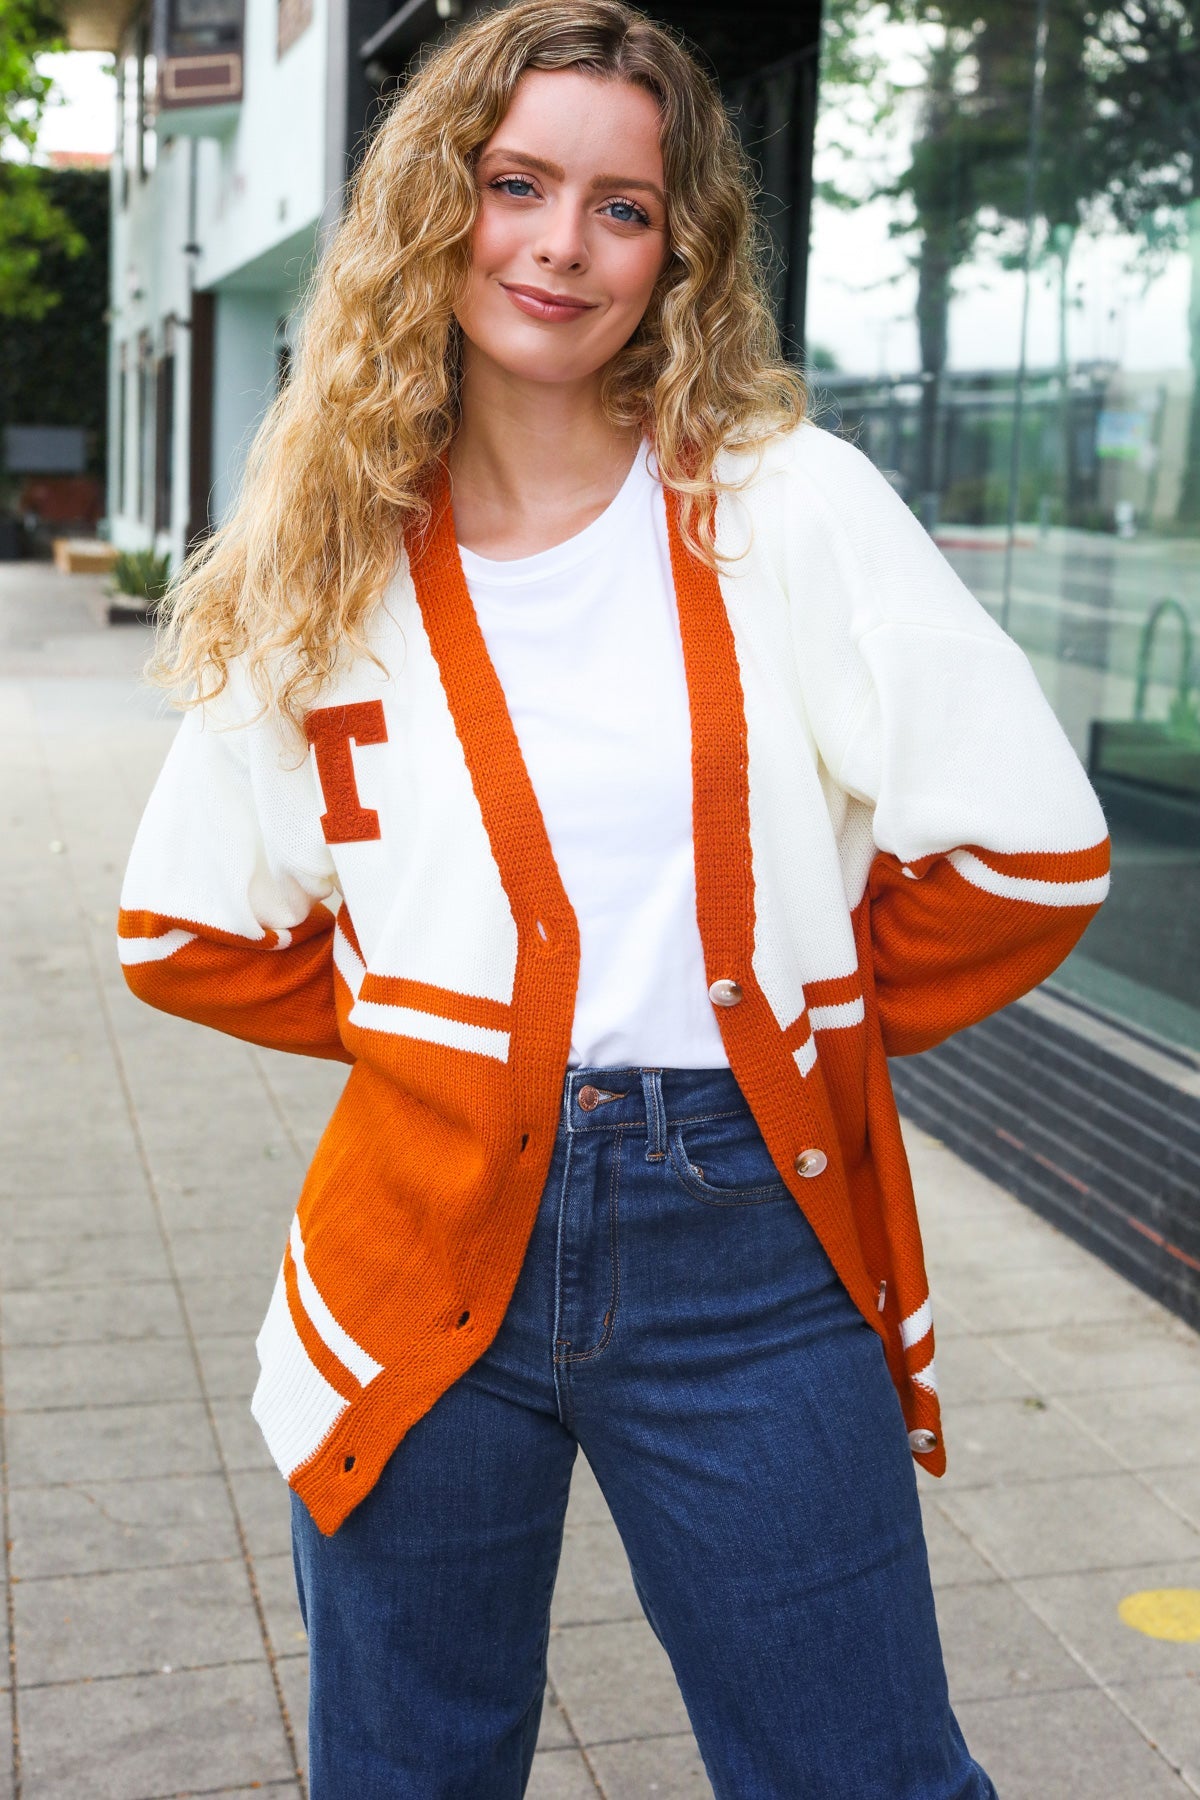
[908,1428,938,1455]
[794,1148,827,1178]
[708,979,743,1007]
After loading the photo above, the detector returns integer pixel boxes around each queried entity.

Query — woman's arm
[786,428,1111,1057]
[841,620,1110,1056]
[118,697,353,1063]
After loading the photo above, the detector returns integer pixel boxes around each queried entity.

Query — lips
[500,284,598,323]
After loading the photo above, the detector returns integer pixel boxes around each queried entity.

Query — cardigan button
[708,978,743,1008]
[908,1428,938,1455]
[794,1148,827,1178]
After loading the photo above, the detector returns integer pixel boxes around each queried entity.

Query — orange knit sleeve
[863,838,1110,1058]
[118,903,352,1062]
[118,696,353,1063]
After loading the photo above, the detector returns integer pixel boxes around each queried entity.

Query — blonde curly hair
[153,0,806,731]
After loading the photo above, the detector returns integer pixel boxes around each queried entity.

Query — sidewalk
[3,559,1200,1799]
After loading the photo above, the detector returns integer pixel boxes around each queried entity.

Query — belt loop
[641,1068,667,1161]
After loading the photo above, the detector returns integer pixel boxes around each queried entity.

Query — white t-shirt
[458,441,729,1070]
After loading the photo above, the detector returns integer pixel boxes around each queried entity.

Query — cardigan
[118,420,1111,1535]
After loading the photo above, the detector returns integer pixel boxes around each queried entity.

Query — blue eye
[491,176,537,198]
[604,198,651,226]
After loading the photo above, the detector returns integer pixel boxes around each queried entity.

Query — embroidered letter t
[305,701,388,844]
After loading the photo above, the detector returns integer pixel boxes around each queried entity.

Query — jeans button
[578,1085,600,1111]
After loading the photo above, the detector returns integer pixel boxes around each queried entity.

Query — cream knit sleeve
[784,425,1111,1056]
[117,687,352,1062]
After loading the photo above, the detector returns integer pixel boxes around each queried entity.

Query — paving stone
[537,1689,575,1751]
[1145,1467,1200,1532]
[1061,1384,1200,1471]
[525,1747,605,1798]
[919,1496,1001,1589]
[937,1394,1121,1490]
[923,1287,974,1339]
[1110,1676,1200,1790]
[925,1216,1089,1274]
[228,1464,294,1563]
[0,1231,171,1291]
[13,1557,264,1685]
[553,1520,643,1627]
[548,1619,691,1746]
[0,1190,155,1239]
[178,1270,276,1338]
[273,1647,309,1779]
[0,1149,147,1197]
[586,1731,713,1797]
[193,1332,259,1402]
[926,1332,1038,1404]
[999,1320,1200,1396]
[903,1125,1027,1217]
[155,1174,302,1233]
[0,1279,185,1345]
[935,1582,1091,1703]
[211,1397,275,1473]
[141,1136,300,1199]
[0,1112,137,1165]
[16,1659,296,1799]
[195,1778,302,1792]
[954,1686,1192,1798]
[1,1336,200,1412]
[1015,1559,1200,1685]
[6,1399,219,1485]
[7,1472,242,1579]
[169,1220,289,1281]
[253,1551,309,1661]
[932,1260,1161,1336]
[941,1472,1200,1579]
[565,1453,610,1528]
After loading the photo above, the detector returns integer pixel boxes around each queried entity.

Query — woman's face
[455,68,670,388]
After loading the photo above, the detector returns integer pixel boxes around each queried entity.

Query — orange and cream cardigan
[119,421,1110,1534]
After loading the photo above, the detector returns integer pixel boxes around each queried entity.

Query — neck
[447,347,643,545]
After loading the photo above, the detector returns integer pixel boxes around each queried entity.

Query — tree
[818,2,1036,521]
[0,166,109,471]
[1082,1,1200,521]
[819,0,1121,522]
[0,0,87,320]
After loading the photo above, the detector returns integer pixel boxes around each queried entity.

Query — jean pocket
[667,1112,791,1206]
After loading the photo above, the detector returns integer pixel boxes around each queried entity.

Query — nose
[533,198,589,276]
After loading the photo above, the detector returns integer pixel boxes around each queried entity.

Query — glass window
[808,1,1200,1056]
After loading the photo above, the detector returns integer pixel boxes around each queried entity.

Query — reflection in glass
[809,1,1200,1052]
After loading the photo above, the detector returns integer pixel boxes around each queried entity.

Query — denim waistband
[560,1065,752,1151]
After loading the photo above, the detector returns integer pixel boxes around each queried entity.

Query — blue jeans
[291,1065,995,1799]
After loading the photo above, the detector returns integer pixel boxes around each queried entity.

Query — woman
[119,2,1110,1794]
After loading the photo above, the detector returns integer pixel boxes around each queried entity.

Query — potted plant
[105,547,172,624]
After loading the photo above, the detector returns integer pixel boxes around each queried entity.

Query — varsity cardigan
[118,421,1111,1535]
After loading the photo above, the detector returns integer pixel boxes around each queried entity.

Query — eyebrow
[477,147,665,207]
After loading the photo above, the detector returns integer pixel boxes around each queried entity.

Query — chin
[483,341,615,386]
